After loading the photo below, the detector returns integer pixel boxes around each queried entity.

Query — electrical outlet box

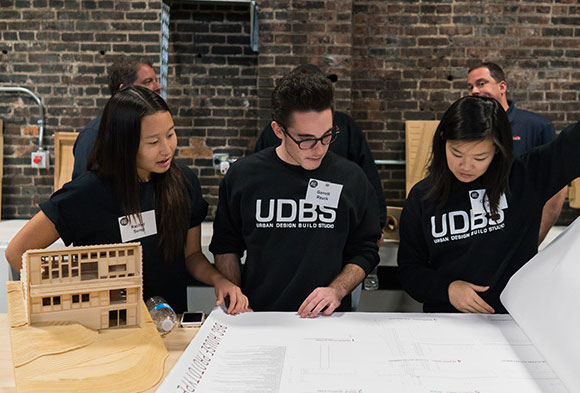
[31,150,49,169]
[213,153,229,169]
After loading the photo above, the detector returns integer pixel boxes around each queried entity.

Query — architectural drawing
[20,242,143,330]
[158,308,569,393]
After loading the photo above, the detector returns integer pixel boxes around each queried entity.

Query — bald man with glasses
[210,68,381,317]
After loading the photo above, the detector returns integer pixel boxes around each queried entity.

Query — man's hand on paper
[214,277,252,314]
[298,287,342,318]
[448,280,495,314]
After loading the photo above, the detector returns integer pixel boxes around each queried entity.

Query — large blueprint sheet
[157,309,567,393]
[502,216,580,393]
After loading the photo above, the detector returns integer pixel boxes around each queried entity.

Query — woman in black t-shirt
[398,96,580,314]
[7,86,249,314]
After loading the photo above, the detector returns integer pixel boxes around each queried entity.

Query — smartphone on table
[180,311,205,327]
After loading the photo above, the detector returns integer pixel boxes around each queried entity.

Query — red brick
[1,0,579,224]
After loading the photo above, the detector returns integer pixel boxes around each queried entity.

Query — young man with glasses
[255,64,386,231]
[210,70,381,317]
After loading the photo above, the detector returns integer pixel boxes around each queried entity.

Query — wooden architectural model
[20,243,143,330]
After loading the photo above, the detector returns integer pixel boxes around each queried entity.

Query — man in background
[72,57,161,178]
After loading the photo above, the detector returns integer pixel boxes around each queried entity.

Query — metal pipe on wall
[0,86,45,150]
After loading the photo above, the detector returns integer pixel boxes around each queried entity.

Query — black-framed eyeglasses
[279,125,340,150]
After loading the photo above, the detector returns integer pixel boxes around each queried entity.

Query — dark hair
[425,96,513,217]
[271,70,334,127]
[293,64,339,83]
[468,62,506,84]
[107,57,153,96]
[88,86,191,262]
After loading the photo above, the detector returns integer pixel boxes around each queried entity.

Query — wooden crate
[383,206,402,241]
[405,120,439,196]
[568,178,580,209]
[54,131,79,191]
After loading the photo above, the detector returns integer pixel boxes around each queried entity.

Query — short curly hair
[271,70,334,128]
[107,57,153,96]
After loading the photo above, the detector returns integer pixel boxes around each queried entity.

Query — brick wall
[348,0,580,223]
[0,1,162,217]
[257,0,353,123]
[166,2,258,216]
[1,0,580,224]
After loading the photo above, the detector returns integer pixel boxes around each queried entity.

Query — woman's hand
[214,276,252,315]
[448,280,495,314]
[184,227,251,315]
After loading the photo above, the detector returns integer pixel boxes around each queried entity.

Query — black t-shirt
[397,121,580,313]
[40,165,208,313]
[506,101,556,157]
[72,115,101,179]
[209,148,381,312]
[255,112,387,227]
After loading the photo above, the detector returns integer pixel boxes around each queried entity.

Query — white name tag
[305,178,343,208]
[469,189,508,214]
[118,209,158,242]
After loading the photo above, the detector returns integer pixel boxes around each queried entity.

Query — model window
[62,265,69,278]
[109,251,116,258]
[51,255,59,269]
[109,309,127,327]
[109,310,118,327]
[41,266,49,280]
[127,249,134,256]
[80,262,98,281]
[53,296,61,305]
[100,251,107,258]
[81,293,90,303]
[110,289,127,304]
[118,250,125,257]
[72,294,79,303]
[42,297,51,306]
[51,269,59,279]
[72,254,79,267]
[109,264,126,273]
[80,253,88,260]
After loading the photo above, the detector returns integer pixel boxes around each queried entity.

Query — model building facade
[21,243,143,330]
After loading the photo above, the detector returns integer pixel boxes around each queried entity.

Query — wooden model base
[7,281,168,393]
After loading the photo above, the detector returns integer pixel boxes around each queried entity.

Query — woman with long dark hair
[6,86,248,314]
[398,95,580,314]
